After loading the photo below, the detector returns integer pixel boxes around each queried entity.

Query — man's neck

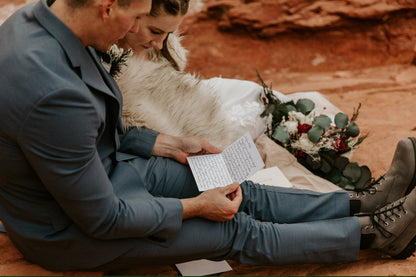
[49,0,96,47]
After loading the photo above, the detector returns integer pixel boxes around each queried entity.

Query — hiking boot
[349,137,416,214]
[359,188,416,259]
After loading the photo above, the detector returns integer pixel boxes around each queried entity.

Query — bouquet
[257,71,372,190]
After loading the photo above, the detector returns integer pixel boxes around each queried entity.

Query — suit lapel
[87,47,124,102]
[33,0,123,149]
[87,47,125,137]
[33,0,119,102]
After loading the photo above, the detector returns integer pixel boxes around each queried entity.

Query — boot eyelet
[384,222,389,226]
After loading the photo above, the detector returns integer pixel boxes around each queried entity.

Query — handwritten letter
[187,133,264,191]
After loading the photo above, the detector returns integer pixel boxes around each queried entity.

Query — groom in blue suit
[1,0,416,272]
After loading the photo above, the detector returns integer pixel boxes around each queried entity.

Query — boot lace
[351,175,385,197]
[370,198,408,238]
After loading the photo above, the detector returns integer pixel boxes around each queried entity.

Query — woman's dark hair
[150,0,189,17]
[150,0,189,70]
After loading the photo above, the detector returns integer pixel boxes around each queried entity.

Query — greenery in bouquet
[257,71,372,190]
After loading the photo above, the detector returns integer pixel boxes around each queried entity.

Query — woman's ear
[100,0,116,19]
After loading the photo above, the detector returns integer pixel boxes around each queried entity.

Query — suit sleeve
[18,88,183,242]
[118,127,158,159]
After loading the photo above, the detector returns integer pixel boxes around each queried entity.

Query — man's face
[95,0,152,51]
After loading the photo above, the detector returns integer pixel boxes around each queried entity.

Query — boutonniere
[100,45,132,79]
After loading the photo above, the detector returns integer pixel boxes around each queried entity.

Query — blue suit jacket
[0,0,183,270]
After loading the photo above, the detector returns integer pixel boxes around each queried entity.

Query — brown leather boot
[349,137,416,214]
[359,187,416,259]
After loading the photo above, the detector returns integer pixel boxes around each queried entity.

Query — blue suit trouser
[98,155,361,270]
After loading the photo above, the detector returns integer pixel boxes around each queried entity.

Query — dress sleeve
[17,88,183,241]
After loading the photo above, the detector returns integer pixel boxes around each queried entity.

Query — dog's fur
[117,34,235,148]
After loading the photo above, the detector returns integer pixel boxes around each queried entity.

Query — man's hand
[152,134,222,164]
[181,182,242,221]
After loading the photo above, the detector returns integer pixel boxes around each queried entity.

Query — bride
[107,0,341,192]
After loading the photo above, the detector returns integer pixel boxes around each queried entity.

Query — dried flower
[297,124,312,134]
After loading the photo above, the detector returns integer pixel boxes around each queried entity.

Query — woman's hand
[152,134,222,164]
[181,182,242,221]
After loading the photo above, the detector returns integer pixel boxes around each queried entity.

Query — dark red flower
[297,124,312,134]
[333,138,346,152]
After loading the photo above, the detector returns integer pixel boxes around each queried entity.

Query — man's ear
[100,0,116,19]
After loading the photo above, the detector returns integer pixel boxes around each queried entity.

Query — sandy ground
[1,0,416,275]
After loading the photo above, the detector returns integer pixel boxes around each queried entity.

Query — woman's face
[119,11,184,53]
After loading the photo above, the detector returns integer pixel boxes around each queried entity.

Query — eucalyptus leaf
[308,127,323,143]
[304,154,321,170]
[354,166,372,189]
[344,183,356,190]
[326,168,342,184]
[334,113,349,129]
[343,162,361,183]
[334,156,349,170]
[320,150,337,164]
[272,104,288,124]
[285,104,297,112]
[272,126,290,143]
[295,99,315,115]
[260,103,276,117]
[346,122,360,137]
[313,115,331,129]
[319,158,332,174]
[338,176,353,189]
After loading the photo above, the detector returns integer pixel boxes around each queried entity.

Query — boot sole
[405,137,416,195]
[392,235,416,259]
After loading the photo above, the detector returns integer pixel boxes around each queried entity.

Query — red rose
[333,138,346,152]
[297,124,312,133]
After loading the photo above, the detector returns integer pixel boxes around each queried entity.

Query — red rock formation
[182,0,416,81]
[205,0,416,35]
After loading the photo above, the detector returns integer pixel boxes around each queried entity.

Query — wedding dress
[202,77,342,143]
[113,33,341,193]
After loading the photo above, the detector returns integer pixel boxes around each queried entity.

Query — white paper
[248,166,293,188]
[186,154,233,191]
[175,259,232,276]
[187,133,264,191]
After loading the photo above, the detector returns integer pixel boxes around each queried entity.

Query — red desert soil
[1,0,416,275]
